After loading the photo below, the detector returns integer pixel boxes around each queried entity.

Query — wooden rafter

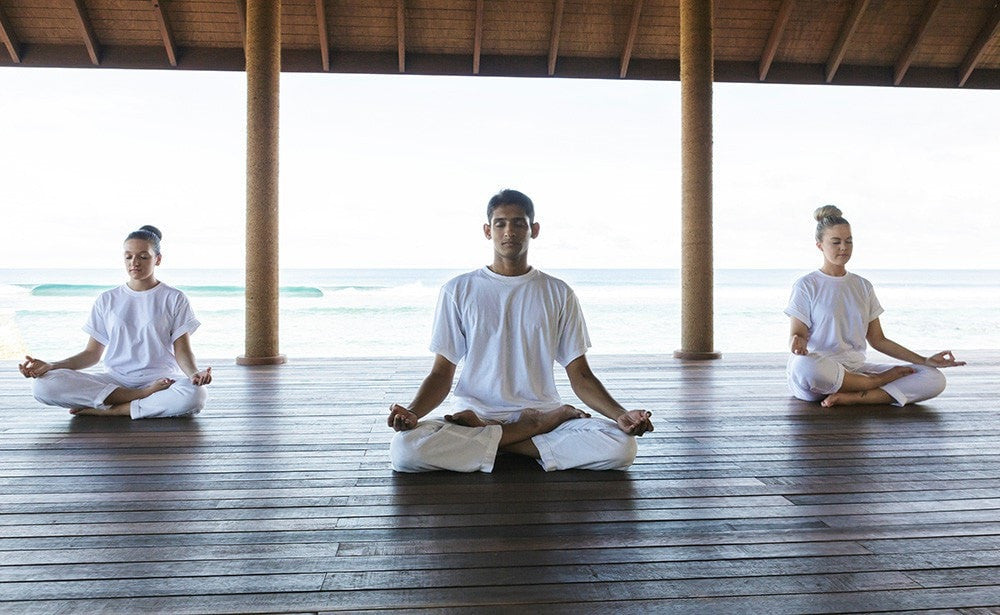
[619,0,643,78]
[758,0,795,81]
[67,0,100,65]
[958,4,1000,87]
[825,0,869,83]
[235,0,246,47]
[316,0,330,71]
[893,0,942,85]
[473,0,483,74]
[547,0,564,76]
[149,0,178,67]
[0,4,22,63]
[396,0,406,73]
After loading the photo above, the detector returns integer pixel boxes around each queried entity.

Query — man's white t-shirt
[84,283,201,387]
[784,270,883,370]
[430,266,590,417]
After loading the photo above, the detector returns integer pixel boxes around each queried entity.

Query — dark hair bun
[138,225,163,240]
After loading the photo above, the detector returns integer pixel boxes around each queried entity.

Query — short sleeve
[170,292,201,342]
[784,280,812,328]
[83,297,110,346]
[866,283,885,323]
[555,289,591,367]
[428,286,466,365]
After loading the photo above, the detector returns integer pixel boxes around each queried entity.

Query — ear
[530,222,540,239]
[483,223,491,239]
[155,253,162,265]
[815,241,823,251]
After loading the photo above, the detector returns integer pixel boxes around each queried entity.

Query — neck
[128,278,159,291]
[489,258,531,277]
[820,263,847,276]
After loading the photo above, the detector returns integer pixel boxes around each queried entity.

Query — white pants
[787,354,946,406]
[390,410,637,473]
[31,370,207,419]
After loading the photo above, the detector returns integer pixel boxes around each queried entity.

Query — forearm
[407,371,453,418]
[570,373,627,420]
[50,350,101,371]
[869,337,924,364]
[175,352,199,378]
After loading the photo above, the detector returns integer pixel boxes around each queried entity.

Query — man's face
[484,204,539,260]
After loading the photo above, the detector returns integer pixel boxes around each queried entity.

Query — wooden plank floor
[1,351,999,614]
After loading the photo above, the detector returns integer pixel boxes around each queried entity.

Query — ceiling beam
[894,0,942,86]
[396,0,406,73]
[473,0,483,74]
[67,0,101,65]
[825,0,869,83]
[316,0,330,71]
[758,0,795,81]
[547,0,564,76]
[619,0,642,78]
[958,4,1000,87]
[149,0,178,67]
[234,0,246,48]
[0,4,22,63]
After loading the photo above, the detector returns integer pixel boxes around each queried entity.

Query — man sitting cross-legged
[387,188,653,473]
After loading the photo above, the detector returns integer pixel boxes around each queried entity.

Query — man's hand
[617,410,653,436]
[388,403,419,431]
[18,356,51,378]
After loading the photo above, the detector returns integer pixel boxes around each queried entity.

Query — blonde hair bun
[813,205,843,221]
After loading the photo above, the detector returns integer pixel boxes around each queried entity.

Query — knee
[788,355,837,397]
[610,435,638,470]
[920,365,947,399]
[173,381,208,415]
[31,373,62,405]
[389,425,436,472]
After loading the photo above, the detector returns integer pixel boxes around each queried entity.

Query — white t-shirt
[430,266,591,417]
[784,270,883,369]
[84,282,201,387]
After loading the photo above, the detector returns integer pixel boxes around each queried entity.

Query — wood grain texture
[1,351,998,611]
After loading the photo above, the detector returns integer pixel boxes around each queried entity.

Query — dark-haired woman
[785,206,964,408]
[19,226,211,418]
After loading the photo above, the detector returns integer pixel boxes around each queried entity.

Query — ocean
[1,268,998,361]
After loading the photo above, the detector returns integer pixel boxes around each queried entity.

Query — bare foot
[821,388,894,407]
[142,378,175,396]
[444,409,497,428]
[70,404,131,416]
[874,365,916,386]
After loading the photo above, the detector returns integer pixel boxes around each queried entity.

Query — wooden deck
[1,352,999,614]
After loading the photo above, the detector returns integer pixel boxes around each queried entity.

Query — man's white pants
[390,411,637,473]
[787,354,946,406]
[31,370,207,419]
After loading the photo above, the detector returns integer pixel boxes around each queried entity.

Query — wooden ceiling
[1,0,998,88]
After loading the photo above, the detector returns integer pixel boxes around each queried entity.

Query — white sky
[1,67,998,270]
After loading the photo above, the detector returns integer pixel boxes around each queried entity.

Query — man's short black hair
[487,189,535,224]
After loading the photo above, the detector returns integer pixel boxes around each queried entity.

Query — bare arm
[866,319,965,368]
[173,333,212,385]
[18,337,105,378]
[565,355,652,436]
[789,317,809,355]
[388,354,456,431]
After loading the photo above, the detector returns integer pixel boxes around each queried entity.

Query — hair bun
[138,225,163,240]
[813,205,843,221]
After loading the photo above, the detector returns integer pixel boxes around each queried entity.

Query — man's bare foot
[444,409,497,428]
[102,378,175,407]
[821,388,894,407]
[141,378,175,396]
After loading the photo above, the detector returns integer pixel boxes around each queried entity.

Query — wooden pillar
[237,0,286,366]
[674,0,721,360]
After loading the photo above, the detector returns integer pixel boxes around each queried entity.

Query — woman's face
[817,223,852,268]
[124,239,160,283]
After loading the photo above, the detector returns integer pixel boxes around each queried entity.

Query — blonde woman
[785,206,964,407]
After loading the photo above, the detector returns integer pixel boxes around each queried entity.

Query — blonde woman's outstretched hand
[925,351,966,368]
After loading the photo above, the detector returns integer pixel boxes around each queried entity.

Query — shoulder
[440,269,484,294]
[846,272,876,291]
[791,271,821,291]
[531,269,574,293]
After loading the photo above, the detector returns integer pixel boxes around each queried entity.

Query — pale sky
[1,67,998,270]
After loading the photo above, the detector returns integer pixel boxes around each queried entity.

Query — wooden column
[674,0,721,360]
[238,0,286,366]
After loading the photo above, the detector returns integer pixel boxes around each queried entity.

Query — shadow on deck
[1,352,998,613]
